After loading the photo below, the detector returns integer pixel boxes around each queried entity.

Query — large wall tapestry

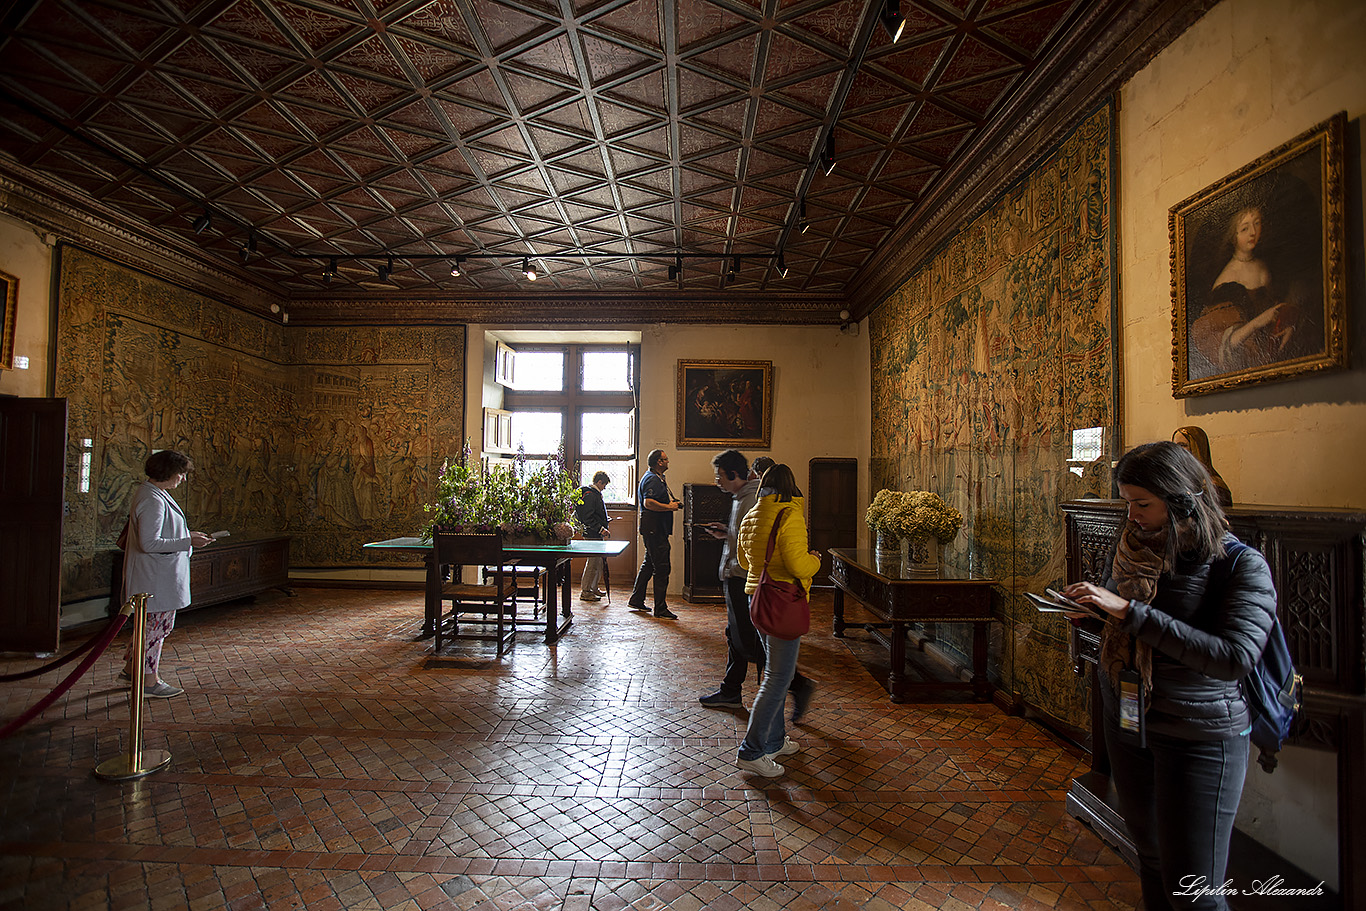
[868,102,1118,730]
[55,247,463,602]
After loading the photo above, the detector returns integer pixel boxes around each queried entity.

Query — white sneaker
[736,755,785,778]
[765,737,799,759]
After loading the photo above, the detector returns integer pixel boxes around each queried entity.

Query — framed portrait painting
[1169,112,1347,397]
[0,267,17,370]
[676,360,772,449]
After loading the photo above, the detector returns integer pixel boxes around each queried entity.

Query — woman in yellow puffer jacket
[734,463,822,778]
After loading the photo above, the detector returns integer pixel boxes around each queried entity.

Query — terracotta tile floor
[0,587,1139,910]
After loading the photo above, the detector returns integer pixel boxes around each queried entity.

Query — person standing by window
[576,471,611,602]
[120,449,215,698]
[628,449,680,619]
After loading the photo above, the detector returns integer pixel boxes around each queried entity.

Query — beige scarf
[1099,522,1170,695]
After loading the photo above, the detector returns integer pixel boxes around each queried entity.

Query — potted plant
[424,442,582,544]
[865,489,963,576]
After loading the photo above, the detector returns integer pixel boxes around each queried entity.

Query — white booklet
[1026,588,1105,619]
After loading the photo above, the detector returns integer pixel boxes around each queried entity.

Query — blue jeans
[738,632,801,760]
[1105,721,1249,911]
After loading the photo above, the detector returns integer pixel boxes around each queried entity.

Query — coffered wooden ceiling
[0,0,1209,323]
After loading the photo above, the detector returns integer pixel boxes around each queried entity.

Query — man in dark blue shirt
[628,449,680,619]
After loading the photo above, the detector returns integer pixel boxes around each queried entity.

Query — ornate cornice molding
[0,161,282,314]
[849,0,1219,318]
[286,292,848,326]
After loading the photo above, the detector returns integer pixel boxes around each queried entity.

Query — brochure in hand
[1026,588,1105,620]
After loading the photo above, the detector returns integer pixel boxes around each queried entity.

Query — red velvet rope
[0,610,130,739]
[0,611,128,682]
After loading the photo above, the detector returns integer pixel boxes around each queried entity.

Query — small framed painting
[1169,112,1347,397]
[676,360,772,449]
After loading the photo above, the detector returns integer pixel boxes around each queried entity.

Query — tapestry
[868,102,1117,728]
[55,247,463,602]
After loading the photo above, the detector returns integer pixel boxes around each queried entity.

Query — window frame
[501,344,639,505]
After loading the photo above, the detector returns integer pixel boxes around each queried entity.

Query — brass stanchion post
[95,593,172,781]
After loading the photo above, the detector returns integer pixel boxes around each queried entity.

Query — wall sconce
[839,308,859,337]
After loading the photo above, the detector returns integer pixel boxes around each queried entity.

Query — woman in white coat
[122,450,214,698]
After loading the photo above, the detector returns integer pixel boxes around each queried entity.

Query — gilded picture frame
[1170,112,1347,397]
[0,267,17,370]
[676,359,772,449]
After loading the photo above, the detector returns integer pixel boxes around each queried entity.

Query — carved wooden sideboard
[1061,500,1363,908]
[681,483,729,603]
[111,535,292,612]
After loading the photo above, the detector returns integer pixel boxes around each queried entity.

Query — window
[501,344,639,502]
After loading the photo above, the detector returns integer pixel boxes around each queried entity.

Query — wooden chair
[433,533,515,655]
[486,564,549,621]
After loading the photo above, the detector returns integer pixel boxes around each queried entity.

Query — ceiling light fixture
[239,232,257,263]
[522,257,537,281]
[450,255,465,277]
[879,0,906,43]
[726,256,739,284]
[776,252,789,278]
[377,256,392,282]
[820,142,836,176]
[798,201,810,234]
[668,255,682,281]
[323,257,338,282]
[192,209,212,234]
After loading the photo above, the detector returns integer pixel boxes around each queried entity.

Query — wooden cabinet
[1061,500,1364,907]
[112,535,291,612]
[682,483,729,602]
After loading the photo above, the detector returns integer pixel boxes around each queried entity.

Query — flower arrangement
[424,441,582,542]
[865,489,964,543]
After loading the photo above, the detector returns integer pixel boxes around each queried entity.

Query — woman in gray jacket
[1064,441,1275,911]
[121,450,215,698]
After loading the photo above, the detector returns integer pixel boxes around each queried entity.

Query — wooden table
[828,548,997,702]
[363,536,629,644]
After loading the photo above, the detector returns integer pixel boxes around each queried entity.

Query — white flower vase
[904,536,940,578]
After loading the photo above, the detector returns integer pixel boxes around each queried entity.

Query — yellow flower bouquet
[865,489,963,543]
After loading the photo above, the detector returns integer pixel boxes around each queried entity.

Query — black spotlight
[775,252,788,278]
[238,232,258,263]
[820,142,836,176]
[192,210,212,234]
[522,257,538,281]
[377,256,392,283]
[668,256,682,281]
[799,201,810,234]
[726,256,739,283]
[323,257,338,282]
[879,0,905,43]
[450,255,465,277]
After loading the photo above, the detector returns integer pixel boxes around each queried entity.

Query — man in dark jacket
[576,471,611,601]
[628,449,680,619]
[698,450,815,720]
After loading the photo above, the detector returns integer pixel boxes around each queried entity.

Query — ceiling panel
[0,0,1208,320]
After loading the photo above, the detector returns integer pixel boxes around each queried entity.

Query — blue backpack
[1224,540,1302,773]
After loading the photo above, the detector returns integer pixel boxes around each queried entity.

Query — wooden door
[0,397,68,652]
[808,458,858,586]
